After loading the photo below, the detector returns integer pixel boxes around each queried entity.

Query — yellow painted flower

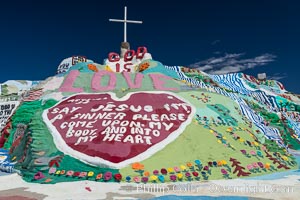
[167,168,174,173]
[210,130,214,134]
[180,165,187,171]
[222,136,227,140]
[253,142,259,146]
[88,171,94,177]
[177,173,183,179]
[150,175,158,181]
[55,170,61,175]
[217,140,222,144]
[239,138,245,143]
[221,160,227,165]
[282,156,288,161]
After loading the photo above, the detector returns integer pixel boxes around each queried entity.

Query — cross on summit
[109,6,143,43]
[109,6,143,57]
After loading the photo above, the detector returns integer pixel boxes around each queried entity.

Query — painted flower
[217,161,223,166]
[133,176,141,183]
[174,166,180,173]
[261,145,267,151]
[265,163,271,170]
[180,165,187,171]
[114,173,122,182]
[153,170,159,175]
[186,162,193,168]
[73,172,80,177]
[240,149,247,154]
[282,156,289,161]
[221,169,228,175]
[60,170,66,175]
[221,160,227,165]
[158,175,165,183]
[250,150,256,156]
[252,162,259,169]
[167,167,174,173]
[161,168,167,175]
[79,172,87,178]
[66,170,74,176]
[256,151,263,157]
[104,172,112,181]
[55,170,61,175]
[195,160,201,165]
[144,171,150,177]
[125,176,131,182]
[150,175,158,182]
[88,171,94,177]
[132,162,144,171]
[257,162,264,168]
[208,162,213,167]
[141,176,149,183]
[247,164,253,171]
[192,171,199,177]
[201,171,207,176]
[170,175,177,181]
[203,166,209,171]
[48,167,56,174]
[213,161,218,167]
[96,173,103,180]
[177,173,183,180]
[185,172,191,177]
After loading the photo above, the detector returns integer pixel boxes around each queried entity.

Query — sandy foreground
[0,173,300,200]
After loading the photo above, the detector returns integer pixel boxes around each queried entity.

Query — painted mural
[0,47,299,189]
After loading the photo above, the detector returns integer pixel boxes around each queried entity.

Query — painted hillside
[0,47,300,185]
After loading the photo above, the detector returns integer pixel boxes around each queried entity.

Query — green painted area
[6,100,118,184]
[207,104,238,126]
[119,91,297,182]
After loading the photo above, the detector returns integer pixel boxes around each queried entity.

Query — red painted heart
[43,92,194,168]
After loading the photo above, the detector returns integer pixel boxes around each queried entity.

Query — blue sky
[0,0,299,93]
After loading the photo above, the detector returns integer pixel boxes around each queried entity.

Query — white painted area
[0,173,299,199]
[56,57,93,74]
[104,53,152,72]
[42,91,196,169]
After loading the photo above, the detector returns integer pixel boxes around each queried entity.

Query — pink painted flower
[66,170,74,176]
[48,167,56,174]
[79,172,87,178]
[261,145,267,151]
[250,150,256,156]
[247,164,253,170]
[104,172,112,181]
[252,162,259,169]
[203,166,209,171]
[173,166,180,173]
[133,176,140,183]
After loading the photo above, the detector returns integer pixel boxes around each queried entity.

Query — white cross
[109,6,143,43]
